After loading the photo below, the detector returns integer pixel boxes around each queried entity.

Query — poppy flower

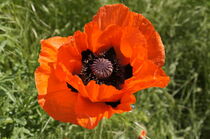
[35,4,170,129]
[138,130,147,139]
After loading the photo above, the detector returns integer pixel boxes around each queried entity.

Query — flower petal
[91,4,165,66]
[37,67,78,124]
[84,21,102,53]
[56,38,82,75]
[124,59,170,93]
[35,37,70,95]
[110,93,136,114]
[75,95,110,129]
[130,14,165,66]
[97,24,122,52]
[74,31,89,52]
[97,24,130,65]
[41,90,78,124]
[147,31,165,67]
[38,36,70,65]
[120,26,147,60]
[35,65,50,96]
[93,4,130,30]
[80,80,123,102]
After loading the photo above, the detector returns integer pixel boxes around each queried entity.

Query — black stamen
[105,100,121,108]
[81,50,95,63]
[66,83,78,93]
[124,64,133,79]
[104,47,116,61]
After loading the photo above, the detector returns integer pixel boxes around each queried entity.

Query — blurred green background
[0,0,209,138]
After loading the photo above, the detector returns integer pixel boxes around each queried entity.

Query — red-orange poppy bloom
[138,130,147,139]
[35,4,170,129]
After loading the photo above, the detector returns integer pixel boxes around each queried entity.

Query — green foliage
[0,0,209,138]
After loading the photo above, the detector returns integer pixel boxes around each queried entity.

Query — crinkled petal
[129,13,165,66]
[97,24,122,50]
[38,36,70,65]
[75,95,111,129]
[79,80,123,102]
[120,26,147,60]
[41,90,78,124]
[74,31,89,53]
[36,36,70,95]
[90,4,165,66]
[97,24,129,65]
[93,4,130,30]
[35,65,51,96]
[110,93,136,114]
[84,21,102,53]
[37,67,78,124]
[56,38,82,75]
[124,59,170,93]
[146,31,165,66]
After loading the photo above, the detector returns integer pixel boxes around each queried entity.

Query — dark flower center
[79,47,133,90]
[66,47,132,108]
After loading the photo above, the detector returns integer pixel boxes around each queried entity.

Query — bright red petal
[84,21,102,53]
[35,65,50,96]
[75,95,111,129]
[97,24,130,65]
[90,4,165,66]
[120,26,147,61]
[124,59,170,93]
[38,36,70,65]
[110,93,136,114]
[74,31,89,53]
[129,13,165,66]
[147,31,165,66]
[97,24,122,53]
[37,67,78,124]
[93,4,130,30]
[56,38,82,75]
[81,80,123,102]
[42,90,78,124]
